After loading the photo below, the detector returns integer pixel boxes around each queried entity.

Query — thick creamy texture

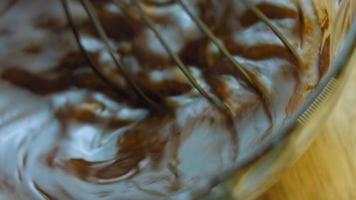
[0,0,326,199]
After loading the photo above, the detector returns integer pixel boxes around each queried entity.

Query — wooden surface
[258,53,356,200]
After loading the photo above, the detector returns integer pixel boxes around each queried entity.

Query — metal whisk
[60,0,301,116]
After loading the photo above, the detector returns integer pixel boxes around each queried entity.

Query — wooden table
[258,53,356,199]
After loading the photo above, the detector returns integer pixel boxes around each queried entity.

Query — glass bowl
[201,1,356,199]
[0,1,353,200]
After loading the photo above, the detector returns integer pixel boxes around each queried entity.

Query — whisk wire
[64,0,163,110]
[177,0,258,89]
[130,0,231,114]
[61,0,125,91]
[241,0,302,65]
[177,0,277,121]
